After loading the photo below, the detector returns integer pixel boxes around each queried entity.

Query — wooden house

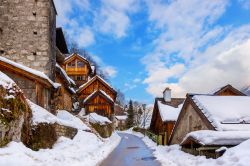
[210,84,246,96]
[54,63,76,111]
[0,56,57,111]
[169,93,250,158]
[77,75,117,119]
[115,115,127,130]
[180,130,250,158]
[149,88,185,145]
[61,53,94,87]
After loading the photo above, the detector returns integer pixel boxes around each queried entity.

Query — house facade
[0,57,56,111]
[149,88,184,145]
[169,86,250,158]
[61,53,94,87]
[77,75,117,119]
[54,64,76,111]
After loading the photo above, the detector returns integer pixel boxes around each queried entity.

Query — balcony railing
[66,67,87,72]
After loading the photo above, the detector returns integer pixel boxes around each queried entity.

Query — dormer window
[77,61,85,68]
[68,61,76,67]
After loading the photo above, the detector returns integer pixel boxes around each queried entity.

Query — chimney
[163,87,171,102]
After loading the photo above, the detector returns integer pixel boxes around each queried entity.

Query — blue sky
[54,0,250,104]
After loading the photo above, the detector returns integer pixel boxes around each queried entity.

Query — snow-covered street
[100,133,161,166]
[125,130,250,166]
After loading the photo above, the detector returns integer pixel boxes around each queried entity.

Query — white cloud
[142,0,250,98]
[77,27,95,47]
[95,0,139,38]
[176,38,250,97]
[102,66,117,78]
[54,0,95,47]
[133,78,141,83]
[91,54,117,78]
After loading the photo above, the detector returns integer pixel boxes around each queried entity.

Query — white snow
[193,95,250,131]
[124,129,250,166]
[115,115,127,120]
[0,56,58,88]
[0,71,15,88]
[100,90,114,102]
[158,100,183,122]
[83,90,97,103]
[0,131,121,166]
[88,113,112,125]
[181,130,250,146]
[91,65,95,73]
[29,100,89,130]
[83,90,114,104]
[4,94,15,99]
[56,63,76,86]
[56,110,90,130]
[78,75,115,92]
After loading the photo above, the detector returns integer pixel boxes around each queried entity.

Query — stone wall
[29,123,78,150]
[54,123,78,139]
[170,104,210,144]
[0,0,56,80]
[0,82,32,147]
[90,122,113,138]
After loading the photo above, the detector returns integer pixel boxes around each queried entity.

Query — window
[77,61,85,68]
[189,116,192,131]
[44,88,50,110]
[77,75,83,81]
[68,61,76,67]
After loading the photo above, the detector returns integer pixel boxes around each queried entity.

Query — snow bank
[182,130,250,146]
[29,100,89,130]
[89,113,112,125]
[56,110,90,130]
[158,100,183,122]
[0,131,121,166]
[124,129,250,166]
[193,95,250,130]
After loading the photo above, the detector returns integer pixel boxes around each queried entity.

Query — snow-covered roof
[100,90,114,102]
[78,75,116,93]
[64,53,87,61]
[193,95,250,131]
[56,63,75,85]
[158,100,183,122]
[83,90,114,104]
[0,56,58,88]
[181,130,250,146]
[115,115,127,121]
[89,113,112,125]
[83,90,97,103]
[29,100,89,130]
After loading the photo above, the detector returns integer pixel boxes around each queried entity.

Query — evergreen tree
[126,100,134,128]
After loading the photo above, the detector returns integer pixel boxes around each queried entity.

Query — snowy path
[100,133,161,166]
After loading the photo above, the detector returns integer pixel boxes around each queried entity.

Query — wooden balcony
[66,67,88,74]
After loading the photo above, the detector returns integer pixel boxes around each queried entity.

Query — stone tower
[0,0,57,80]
